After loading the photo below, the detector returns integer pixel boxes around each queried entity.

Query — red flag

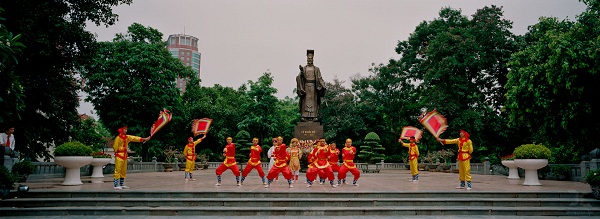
[191,118,213,137]
[418,109,448,137]
[150,109,172,137]
[400,126,423,142]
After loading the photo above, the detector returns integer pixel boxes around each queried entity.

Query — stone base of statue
[294,121,324,141]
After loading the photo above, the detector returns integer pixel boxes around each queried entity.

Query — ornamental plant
[54,141,93,156]
[11,160,35,176]
[513,144,552,160]
[585,169,600,187]
[501,154,515,161]
[91,151,112,158]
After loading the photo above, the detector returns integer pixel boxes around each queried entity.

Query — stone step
[1,206,599,217]
[2,197,599,208]
[9,191,590,199]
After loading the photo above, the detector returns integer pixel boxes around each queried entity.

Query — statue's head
[307,50,314,66]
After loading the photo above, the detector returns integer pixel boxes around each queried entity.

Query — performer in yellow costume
[183,135,206,181]
[113,126,150,190]
[399,136,420,182]
[287,138,302,183]
[437,130,474,190]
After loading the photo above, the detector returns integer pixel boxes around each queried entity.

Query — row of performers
[213,136,360,188]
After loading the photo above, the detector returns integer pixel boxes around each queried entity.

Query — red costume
[329,146,341,172]
[337,139,360,185]
[215,137,240,186]
[306,140,336,187]
[241,139,266,185]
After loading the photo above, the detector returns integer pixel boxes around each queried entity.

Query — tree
[357,132,385,163]
[1,0,132,160]
[71,117,111,151]
[0,7,25,125]
[320,77,368,146]
[82,23,195,160]
[234,130,252,163]
[505,0,600,162]
[237,71,280,143]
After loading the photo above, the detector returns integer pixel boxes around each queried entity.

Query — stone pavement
[21,168,590,193]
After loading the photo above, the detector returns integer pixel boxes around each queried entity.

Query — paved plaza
[22,168,590,193]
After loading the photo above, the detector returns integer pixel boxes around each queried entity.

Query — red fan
[400,126,423,142]
[191,118,213,137]
[150,108,172,137]
[418,109,448,138]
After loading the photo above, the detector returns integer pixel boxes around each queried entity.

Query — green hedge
[54,141,93,156]
[513,143,552,159]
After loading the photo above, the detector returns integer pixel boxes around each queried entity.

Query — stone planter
[162,163,175,172]
[501,160,520,179]
[54,156,93,186]
[439,164,451,171]
[514,159,548,186]
[90,158,112,178]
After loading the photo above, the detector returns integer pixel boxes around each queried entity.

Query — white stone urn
[90,158,112,178]
[54,156,93,186]
[501,160,520,179]
[514,159,548,186]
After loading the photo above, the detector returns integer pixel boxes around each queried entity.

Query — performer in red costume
[183,134,206,181]
[437,130,474,190]
[305,138,337,188]
[240,138,266,185]
[215,137,241,186]
[264,136,294,188]
[328,142,341,182]
[337,138,360,186]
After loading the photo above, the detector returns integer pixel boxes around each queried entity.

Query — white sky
[79,0,587,117]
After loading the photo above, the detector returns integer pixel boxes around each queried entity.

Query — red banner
[191,118,213,137]
[418,110,448,137]
[400,126,423,142]
[150,109,172,137]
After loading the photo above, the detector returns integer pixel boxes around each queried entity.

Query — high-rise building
[166,34,201,93]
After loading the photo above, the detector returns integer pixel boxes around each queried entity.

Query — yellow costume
[441,130,474,189]
[113,127,144,189]
[402,141,420,181]
[183,137,204,180]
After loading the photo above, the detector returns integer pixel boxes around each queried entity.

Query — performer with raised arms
[183,134,206,181]
[399,136,420,182]
[240,137,266,185]
[337,138,360,186]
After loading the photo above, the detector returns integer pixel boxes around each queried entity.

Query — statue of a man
[296,50,326,122]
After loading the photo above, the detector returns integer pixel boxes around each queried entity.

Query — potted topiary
[0,166,17,199]
[500,154,519,179]
[12,160,35,183]
[584,169,600,199]
[53,141,94,185]
[550,164,571,181]
[513,143,552,186]
[90,151,112,178]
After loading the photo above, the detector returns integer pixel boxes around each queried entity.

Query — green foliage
[91,151,111,158]
[0,166,17,190]
[550,164,571,177]
[0,7,26,125]
[585,169,600,186]
[71,118,111,151]
[234,130,252,162]
[505,1,600,158]
[11,160,35,175]
[385,154,404,163]
[513,144,552,160]
[198,148,216,162]
[54,141,93,157]
[357,132,385,163]
[2,0,132,161]
[82,23,195,159]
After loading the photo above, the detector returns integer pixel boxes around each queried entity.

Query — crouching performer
[337,138,360,186]
[306,138,337,188]
[240,138,266,185]
[264,136,294,188]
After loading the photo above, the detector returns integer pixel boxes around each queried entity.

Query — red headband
[118,126,127,135]
[460,130,470,139]
[188,137,193,142]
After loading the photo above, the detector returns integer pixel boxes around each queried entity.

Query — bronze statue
[296,50,326,122]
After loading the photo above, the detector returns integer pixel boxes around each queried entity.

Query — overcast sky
[79,0,587,116]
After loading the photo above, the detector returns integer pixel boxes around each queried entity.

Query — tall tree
[237,72,280,143]
[1,0,132,160]
[505,0,600,162]
[82,23,195,160]
[0,7,25,125]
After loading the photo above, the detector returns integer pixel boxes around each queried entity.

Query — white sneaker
[306,184,312,188]
[263,182,267,185]
[353,183,359,186]
[185,178,189,181]
[456,186,465,189]
[120,186,129,189]
[113,186,122,190]
[413,180,419,182]
[331,184,337,188]
[466,187,472,190]
[289,184,294,188]
[190,178,196,181]
[264,184,270,188]
[215,183,221,186]
[237,183,241,186]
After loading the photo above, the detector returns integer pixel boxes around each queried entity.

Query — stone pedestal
[294,121,324,141]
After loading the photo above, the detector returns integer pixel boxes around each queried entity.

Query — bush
[513,144,552,160]
[54,141,93,156]
[585,169,600,187]
[385,154,404,163]
[551,164,571,177]
[91,151,111,158]
[0,166,17,190]
[12,160,35,176]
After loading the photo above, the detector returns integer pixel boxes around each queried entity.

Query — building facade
[166,34,201,93]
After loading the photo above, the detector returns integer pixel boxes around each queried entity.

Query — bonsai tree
[234,130,252,163]
[12,160,35,182]
[54,141,93,157]
[162,146,178,163]
[513,144,552,160]
[358,132,385,164]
